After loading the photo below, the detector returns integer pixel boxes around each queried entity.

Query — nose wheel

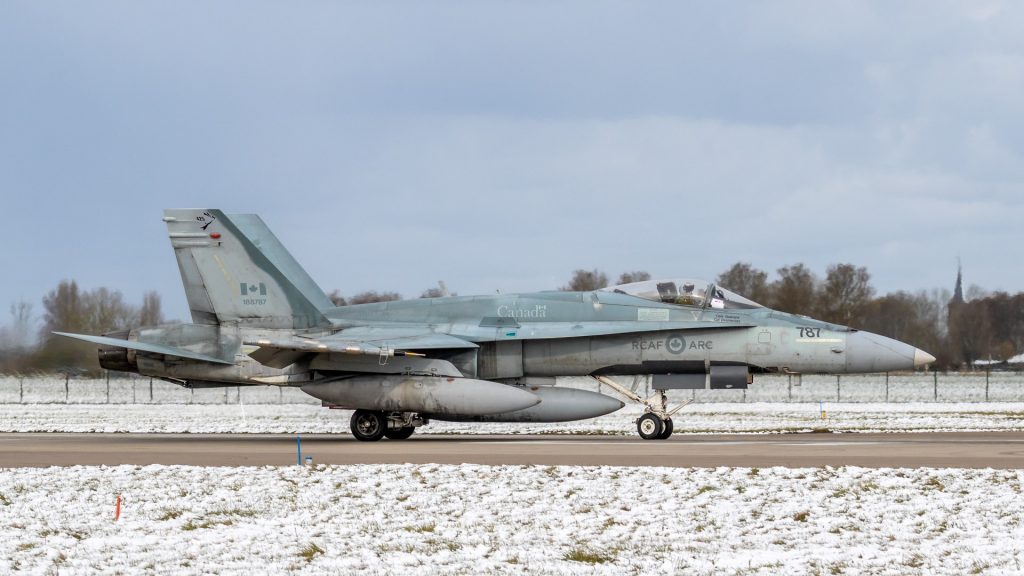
[637,413,674,440]
[657,417,674,439]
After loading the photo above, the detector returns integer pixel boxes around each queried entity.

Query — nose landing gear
[636,413,674,440]
[593,375,690,440]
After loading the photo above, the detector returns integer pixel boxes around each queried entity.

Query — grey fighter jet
[58,209,935,440]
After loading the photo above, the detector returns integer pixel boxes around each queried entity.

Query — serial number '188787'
[798,327,822,338]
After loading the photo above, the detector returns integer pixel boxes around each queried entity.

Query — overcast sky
[1,1,1022,323]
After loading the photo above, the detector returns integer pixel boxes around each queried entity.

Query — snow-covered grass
[3,402,1024,434]
[1,464,1021,574]
[3,373,1024,405]
[3,373,1023,435]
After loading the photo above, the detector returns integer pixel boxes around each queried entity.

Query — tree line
[1,265,1019,373]
[561,263,1019,369]
[0,280,164,373]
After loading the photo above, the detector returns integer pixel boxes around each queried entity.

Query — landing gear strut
[593,375,690,441]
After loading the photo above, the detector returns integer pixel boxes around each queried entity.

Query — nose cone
[845,331,933,373]
[914,349,937,368]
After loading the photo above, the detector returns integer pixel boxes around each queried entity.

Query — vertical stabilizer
[164,209,332,329]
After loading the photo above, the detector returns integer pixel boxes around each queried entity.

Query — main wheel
[384,426,415,440]
[657,418,674,440]
[637,413,664,440]
[350,410,387,442]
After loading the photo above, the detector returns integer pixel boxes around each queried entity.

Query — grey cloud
[0,1,1022,321]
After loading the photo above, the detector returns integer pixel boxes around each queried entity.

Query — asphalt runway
[2,432,1024,468]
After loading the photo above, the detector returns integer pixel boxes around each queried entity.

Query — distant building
[950,263,964,306]
[947,263,967,368]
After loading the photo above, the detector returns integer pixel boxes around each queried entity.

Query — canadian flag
[240,283,267,296]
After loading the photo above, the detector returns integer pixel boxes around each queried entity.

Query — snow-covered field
[1,464,1021,574]
[3,402,1024,434]
[3,373,1023,405]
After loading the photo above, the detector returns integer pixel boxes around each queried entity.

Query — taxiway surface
[2,432,1024,468]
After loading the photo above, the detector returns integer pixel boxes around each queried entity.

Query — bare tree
[862,290,947,366]
[966,284,989,301]
[561,269,609,291]
[37,280,92,372]
[948,300,993,366]
[716,263,770,303]
[40,280,85,336]
[818,263,874,326]
[420,281,453,299]
[326,290,347,306]
[139,291,163,326]
[1,301,34,351]
[36,280,161,373]
[769,264,817,316]
[81,287,136,334]
[945,290,1024,366]
[348,291,402,305]
[616,271,651,285]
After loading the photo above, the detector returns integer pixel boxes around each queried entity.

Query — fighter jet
[57,209,936,441]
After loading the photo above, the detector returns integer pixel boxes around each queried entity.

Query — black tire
[657,418,674,440]
[350,410,387,442]
[637,413,664,440]
[384,426,415,440]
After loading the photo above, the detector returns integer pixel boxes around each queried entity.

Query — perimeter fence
[1,372,1022,404]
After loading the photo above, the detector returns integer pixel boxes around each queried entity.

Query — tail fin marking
[164,209,331,330]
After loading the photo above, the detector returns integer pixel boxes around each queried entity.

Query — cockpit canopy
[601,278,763,310]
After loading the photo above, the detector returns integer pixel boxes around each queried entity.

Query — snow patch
[1,464,1021,574]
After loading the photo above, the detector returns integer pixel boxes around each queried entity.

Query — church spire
[951,260,964,304]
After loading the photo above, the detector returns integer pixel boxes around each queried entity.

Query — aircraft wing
[54,332,235,365]
[245,331,477,369]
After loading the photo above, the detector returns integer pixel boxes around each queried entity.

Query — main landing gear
[592,375,690,441]
[350,410,422,442]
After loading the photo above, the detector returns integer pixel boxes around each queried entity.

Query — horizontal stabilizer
[53,332,235,365]
[247,347,311,370]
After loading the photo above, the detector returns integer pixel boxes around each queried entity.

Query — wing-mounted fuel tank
[431,386,624,423]
[302,376,542,416]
